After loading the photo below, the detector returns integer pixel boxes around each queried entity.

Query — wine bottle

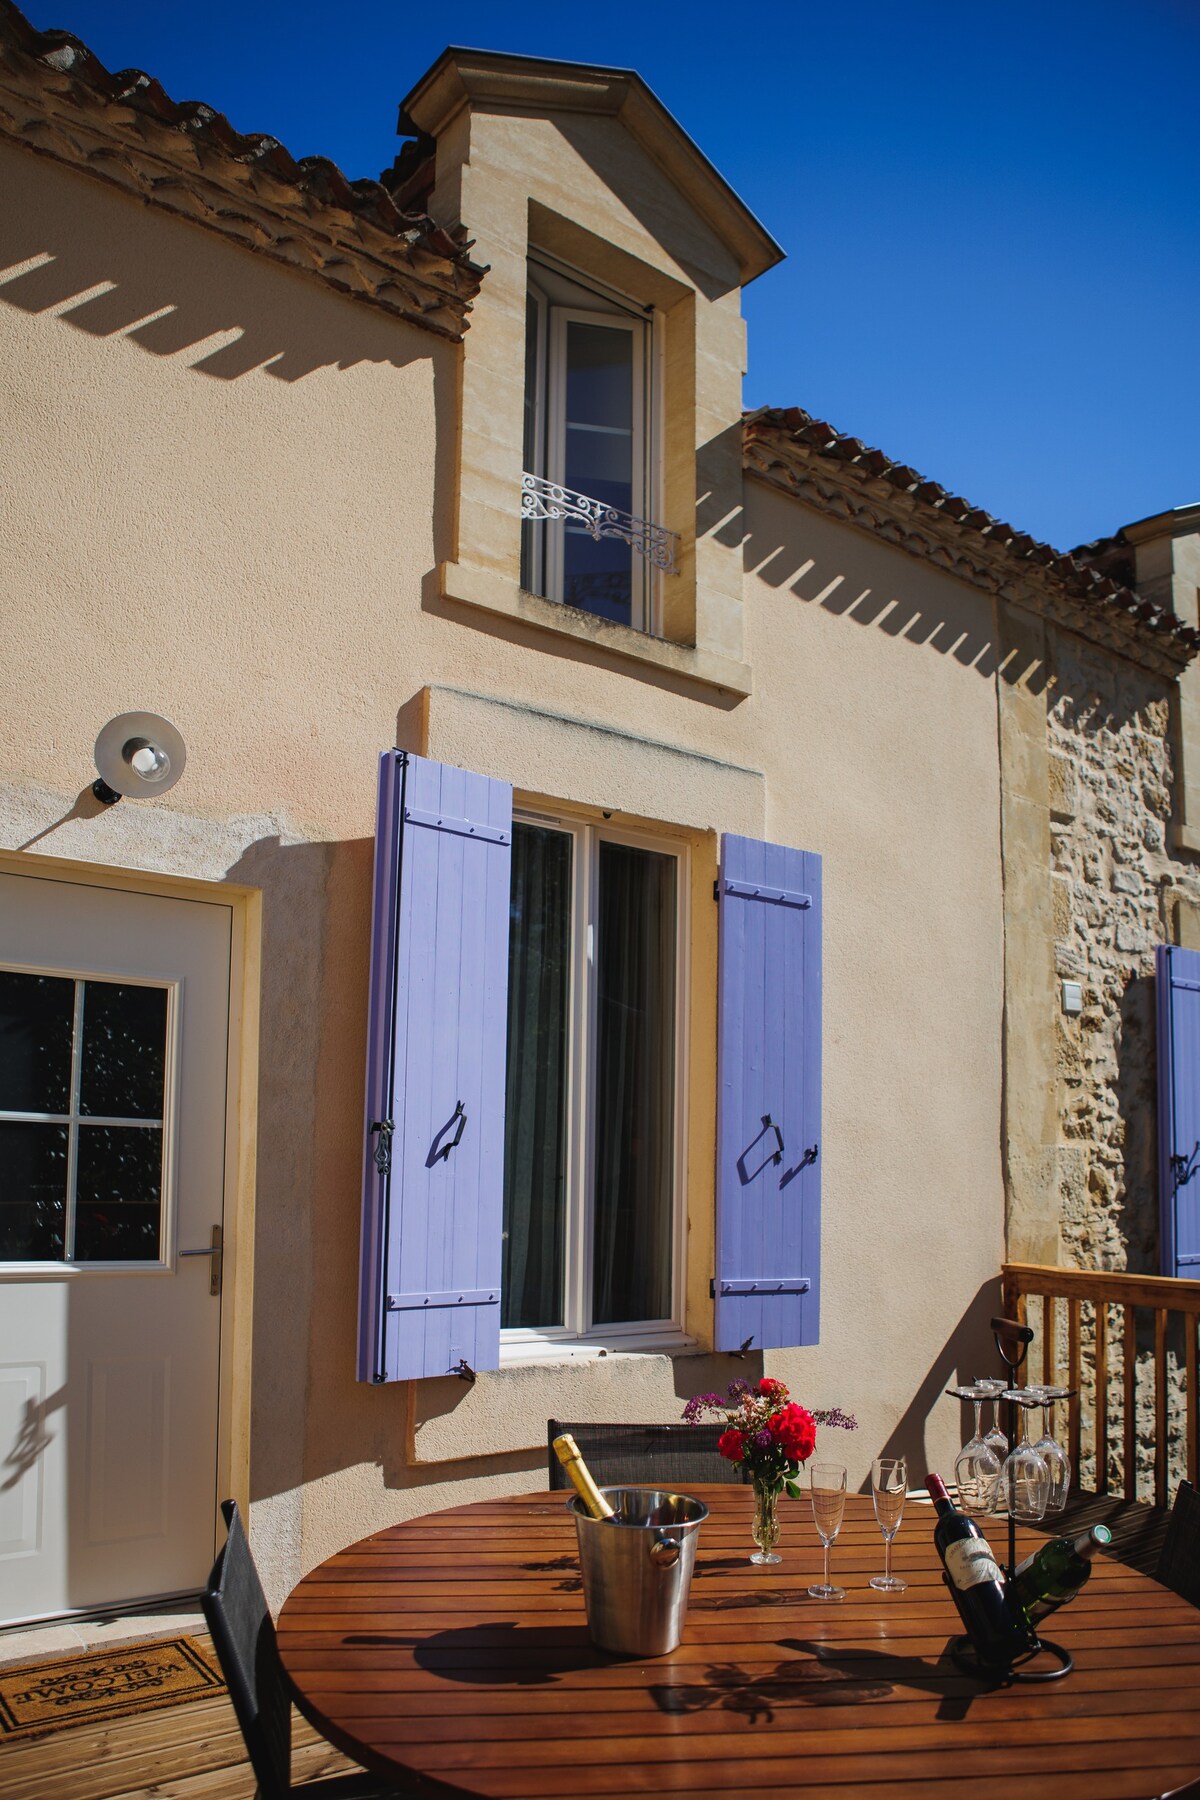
[926,1473,1031,1669]
[552,1434,615,1521]
[1011,1525,1112,1623]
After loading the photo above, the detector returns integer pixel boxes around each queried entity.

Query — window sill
[438,562,752,699]
[499,1327,698,1367]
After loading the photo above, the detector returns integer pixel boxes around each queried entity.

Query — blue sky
[23,0,1200,553]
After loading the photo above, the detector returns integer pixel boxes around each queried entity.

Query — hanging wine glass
[949,1385,1002,1516]
[975,1374,1009,1458]
[1000,1389,1051,1523]
[1031,1384,1072,1514]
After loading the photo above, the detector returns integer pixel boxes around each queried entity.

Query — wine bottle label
[944,1538,1003,1591]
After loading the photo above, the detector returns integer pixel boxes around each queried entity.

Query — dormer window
[521,257,672,633]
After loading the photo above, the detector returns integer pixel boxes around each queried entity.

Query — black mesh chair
[1157,1479,1200,1611]
[202,1499,421,1798]
[547,1419,745,1491]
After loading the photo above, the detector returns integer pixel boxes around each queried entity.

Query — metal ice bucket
[569,1487,708,1656]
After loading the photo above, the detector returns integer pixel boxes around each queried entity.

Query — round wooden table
[277,1486,1200,1798]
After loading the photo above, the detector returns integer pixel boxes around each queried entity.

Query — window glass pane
[0,970,74,1114]
[74,1125,163,1262]
[502,823,572,1329]
[592,841,676,1325]
[562,321,634,627]
[0,1121,68,1258]
[79,982,167,1120]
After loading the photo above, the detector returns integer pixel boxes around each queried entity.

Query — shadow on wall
[224,830,348,1509]
[698,426,1051,695]
[1114,972,1160,1273]
[0,167,437,384]
[870,1278,1005,1488]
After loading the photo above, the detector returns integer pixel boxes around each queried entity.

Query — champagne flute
[869,1456,907,1592]
[808,1462,847,1601]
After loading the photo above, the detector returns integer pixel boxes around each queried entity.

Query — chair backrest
[1157,1479,1200,1611]
[547,1419,745,1491]
[202,1498,293,1800]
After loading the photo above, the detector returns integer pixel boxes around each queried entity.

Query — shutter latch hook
[369,1118,394,1177]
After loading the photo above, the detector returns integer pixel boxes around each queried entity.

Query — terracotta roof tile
[0,0,484,337]
[743,405,1199,672]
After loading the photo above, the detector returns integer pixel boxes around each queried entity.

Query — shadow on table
[346,1622,604,1684]
[346,1624,995,1718]
[650,1636,999,1724]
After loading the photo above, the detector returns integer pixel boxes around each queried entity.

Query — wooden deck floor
[0,1633,365,1800]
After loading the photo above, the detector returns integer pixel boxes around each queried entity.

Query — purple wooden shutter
[1157,944,1200,1280]
[358,752,512,1381]
[715,832,822,1351]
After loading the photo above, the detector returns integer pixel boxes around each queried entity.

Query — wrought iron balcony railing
[521,473,678,575]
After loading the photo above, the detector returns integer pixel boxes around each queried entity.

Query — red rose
[768,1403,817,1463]
[717,1428,746,1463]
[758,1376,788,1398]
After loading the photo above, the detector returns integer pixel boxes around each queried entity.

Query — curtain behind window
[592,841,676,1323]
[502,823,571,1328]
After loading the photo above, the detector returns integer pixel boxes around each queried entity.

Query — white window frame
[522,258,662,637]
[500,811,691,1363]
[0,964,180,1278]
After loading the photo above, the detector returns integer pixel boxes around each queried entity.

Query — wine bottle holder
[938,1314,1082,1683]
[948,1630,1073,1683]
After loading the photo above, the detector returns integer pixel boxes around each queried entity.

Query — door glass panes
[592,842,676,1325]
[562,321,635,627]
[502,824,572,1328]
[0,970,74,1113]
[0,970,168,1263]
[75,1126,164,1261]
[80,981,168,1119]
[0,1121,68,1257]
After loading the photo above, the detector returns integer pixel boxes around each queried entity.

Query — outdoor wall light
[92,711,187,805]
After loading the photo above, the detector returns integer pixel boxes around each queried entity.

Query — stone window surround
[439,201,753,698]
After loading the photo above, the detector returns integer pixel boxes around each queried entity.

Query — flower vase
[750,1478,782,1565]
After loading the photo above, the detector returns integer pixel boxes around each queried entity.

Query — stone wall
[1045,631,1200,1494]
[1048,632,1200,1274]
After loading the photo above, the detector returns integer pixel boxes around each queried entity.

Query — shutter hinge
[454,1358,476,1384]
[369,1118,394,1176]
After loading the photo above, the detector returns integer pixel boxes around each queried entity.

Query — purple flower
[726,1378,752,1399]
[752,1427,773,1449]
[682,1392,724,1423]
[811,1406,858,1431]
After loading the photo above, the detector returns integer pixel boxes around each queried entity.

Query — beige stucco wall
[1,135,1006,1610]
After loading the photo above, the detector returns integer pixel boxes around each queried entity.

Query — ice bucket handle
[648,1532,681,1568]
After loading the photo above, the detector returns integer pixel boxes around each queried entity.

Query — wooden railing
[1002,1263,1200,1508]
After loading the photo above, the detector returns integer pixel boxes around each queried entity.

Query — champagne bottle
[552,1434,615,1521]
[1011,1525,1112,1623]
[926,1473,1031,1669]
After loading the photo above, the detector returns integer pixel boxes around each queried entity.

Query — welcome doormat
[0,1635,225,1739]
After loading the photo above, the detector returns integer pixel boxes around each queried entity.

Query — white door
[0,869,231,1625]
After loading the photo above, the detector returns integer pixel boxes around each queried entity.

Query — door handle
[180,1225,222,1297]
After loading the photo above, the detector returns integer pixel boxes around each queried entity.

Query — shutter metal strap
[716,1277,811,1296]
[403,805,510,845]
[387,1288,499,1310]
[721,877,811,909]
